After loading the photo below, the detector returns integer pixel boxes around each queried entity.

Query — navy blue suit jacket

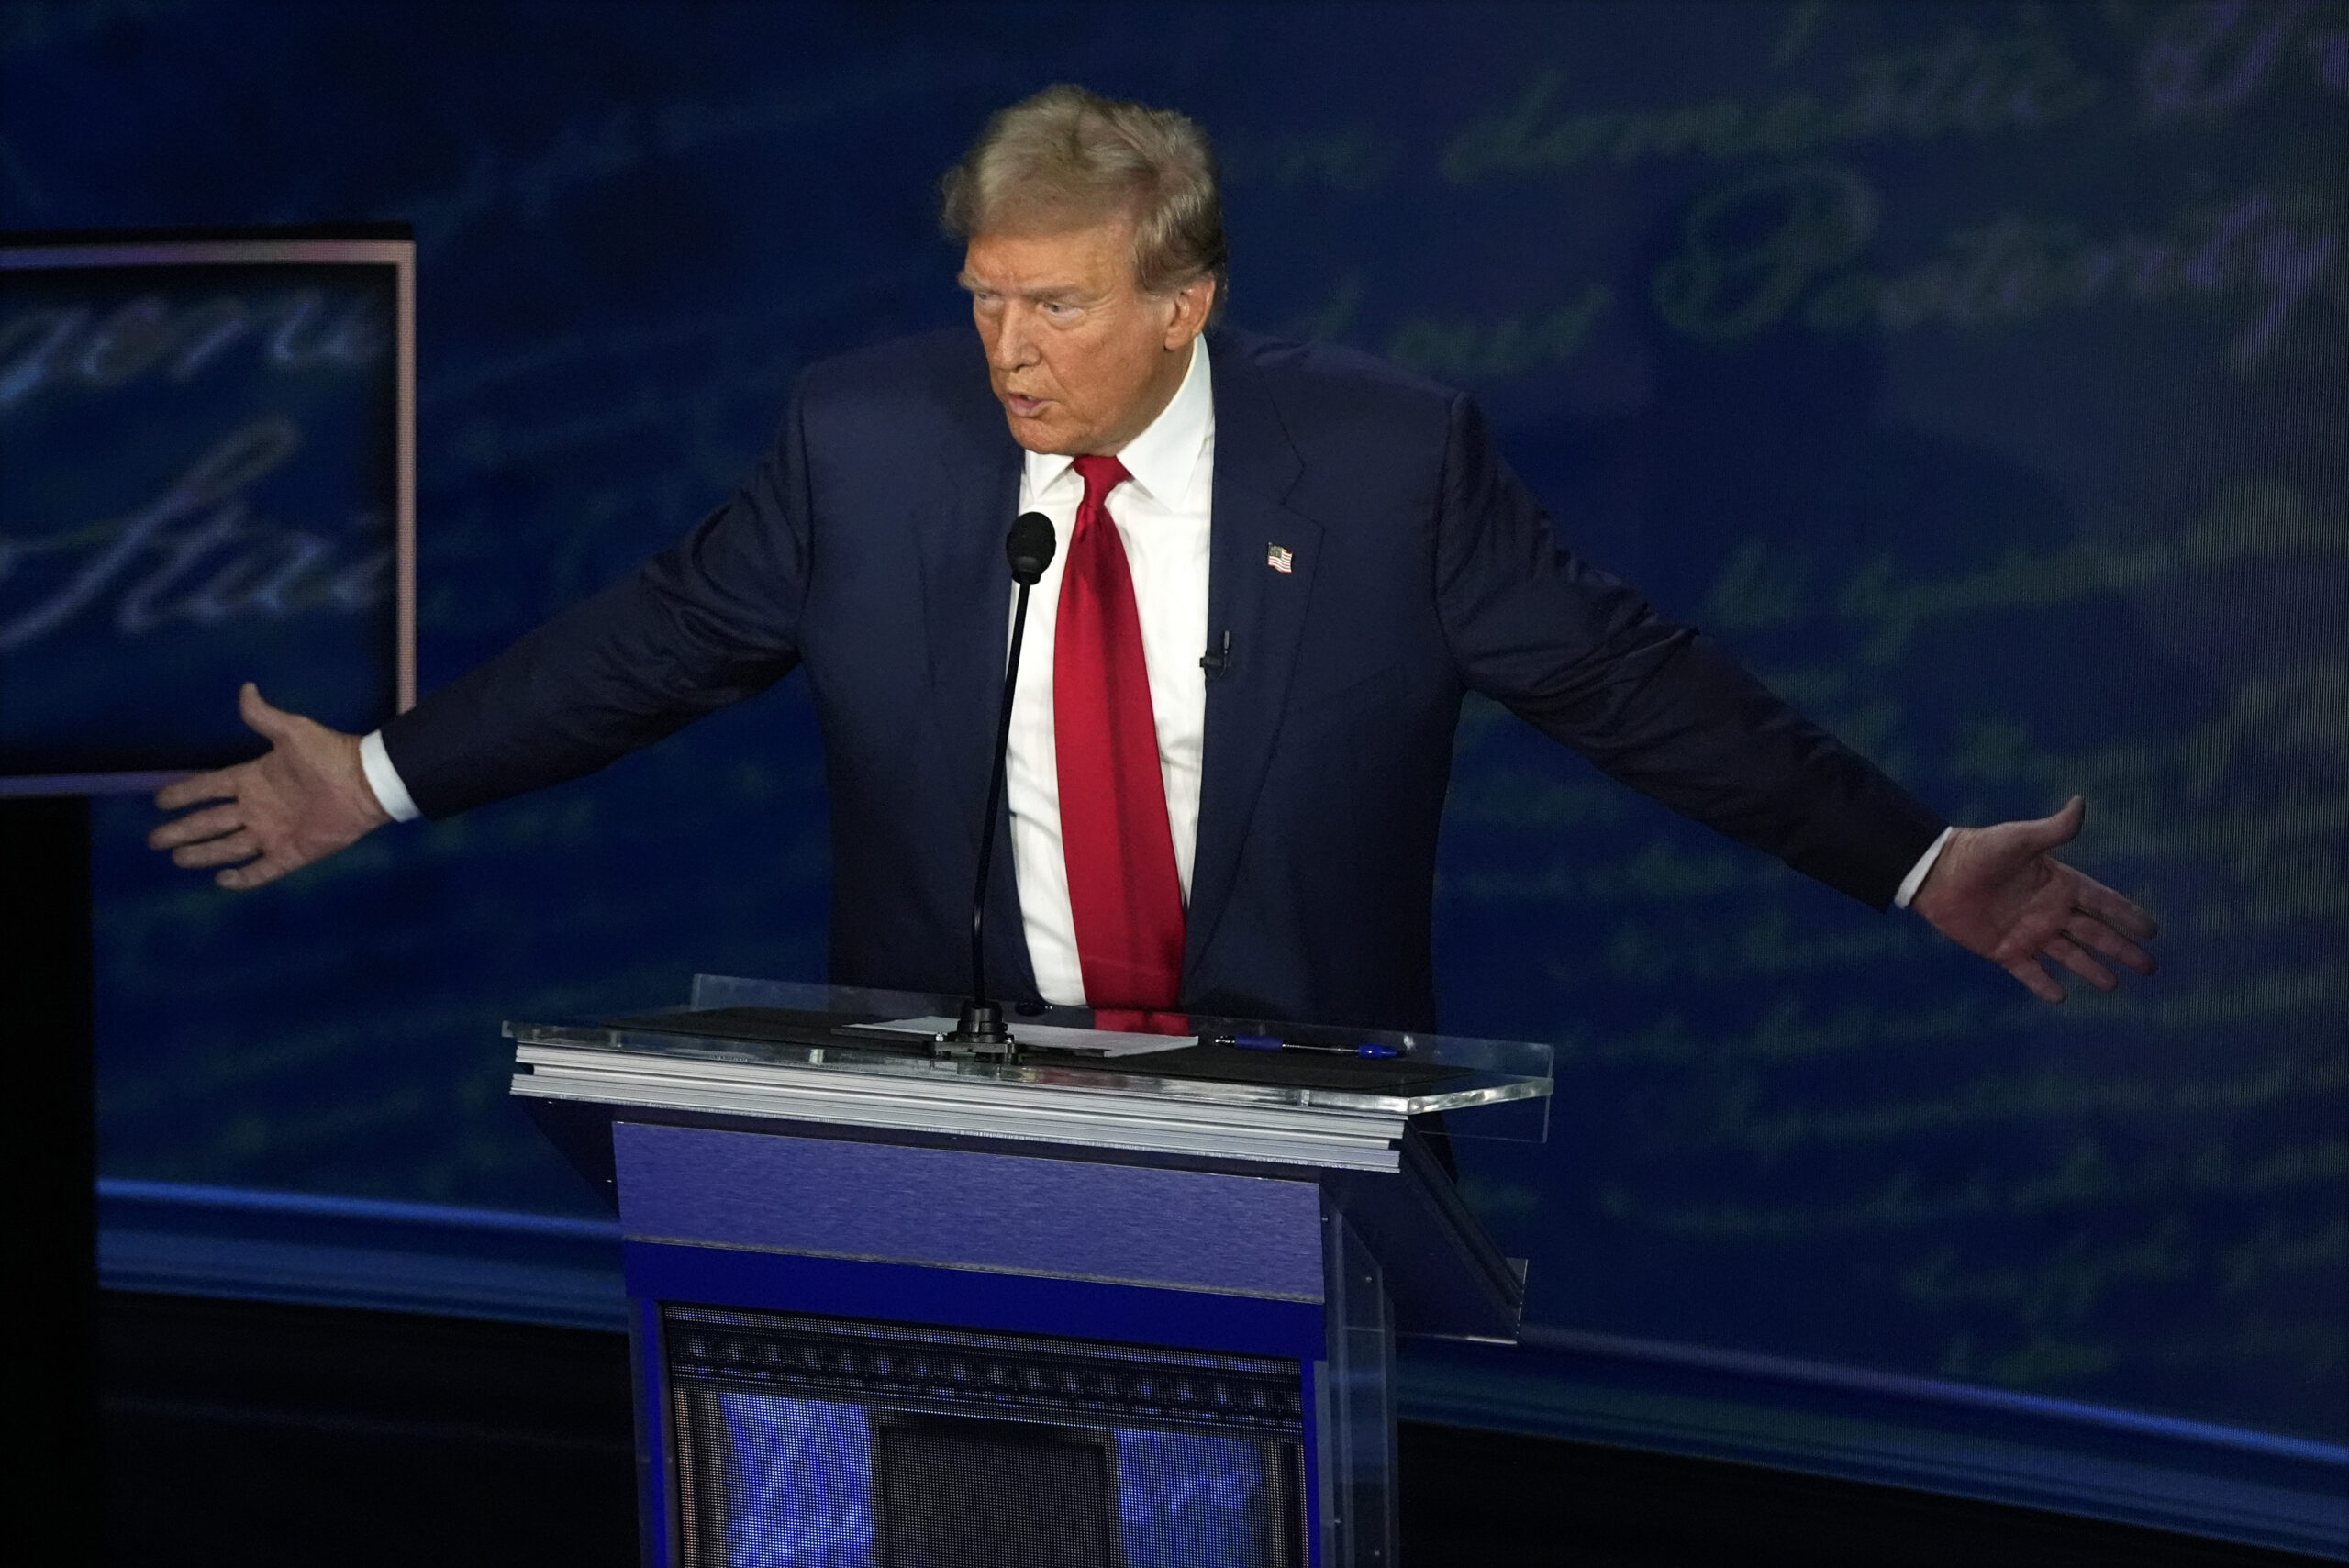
[383,327,1943,1029]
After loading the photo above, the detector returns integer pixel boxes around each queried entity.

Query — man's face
[962,218,1211,456]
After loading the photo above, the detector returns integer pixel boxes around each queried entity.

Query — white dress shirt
[1007,336,1216,1006]
[359,331,1949,992]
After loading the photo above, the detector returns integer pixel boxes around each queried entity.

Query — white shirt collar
[1023,335,1213,505]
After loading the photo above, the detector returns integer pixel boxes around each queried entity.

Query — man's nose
[988,306,1040,370]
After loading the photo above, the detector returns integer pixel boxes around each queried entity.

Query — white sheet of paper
[849,1017,1193,1057]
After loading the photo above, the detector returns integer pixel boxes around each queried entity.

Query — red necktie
[1055,454,1186,1021]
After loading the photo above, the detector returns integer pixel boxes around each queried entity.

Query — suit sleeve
[377,378,818,819]
[1431,391,1944,910]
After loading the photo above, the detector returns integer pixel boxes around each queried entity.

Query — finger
[173,829,262,870]
[149,801,247,851]
[217,853,291,892]
[2072,876,2159,941]
[2014,795,2087,854]
[155,766,241,813]
[2066,916,2155,976]
[2043,933,2118,992]
[239,681,298,742]
[2004,954,2065,1004]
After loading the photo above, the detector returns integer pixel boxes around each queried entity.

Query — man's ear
[1163,274,1216,349]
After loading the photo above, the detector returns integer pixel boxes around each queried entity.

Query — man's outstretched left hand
[1911,796,2158,1003]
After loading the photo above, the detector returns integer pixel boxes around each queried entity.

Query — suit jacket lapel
[1186,334,1323,984]
[916,405,1035,997]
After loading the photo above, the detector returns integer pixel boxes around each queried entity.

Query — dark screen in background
[6,2,2340,1441]
[0,260,403,773]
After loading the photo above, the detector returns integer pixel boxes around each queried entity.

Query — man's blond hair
[941,84,1228,318]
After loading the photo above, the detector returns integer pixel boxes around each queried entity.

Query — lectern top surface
[507,974,1553,1119]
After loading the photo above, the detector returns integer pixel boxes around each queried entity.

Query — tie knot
[1072,453,1130,507]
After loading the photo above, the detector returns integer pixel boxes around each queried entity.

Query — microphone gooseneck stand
[944,510,1057,1059]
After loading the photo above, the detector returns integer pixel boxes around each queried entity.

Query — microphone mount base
[938,999,1017,1062]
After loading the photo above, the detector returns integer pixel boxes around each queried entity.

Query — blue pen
[1219,1032,1399,1060]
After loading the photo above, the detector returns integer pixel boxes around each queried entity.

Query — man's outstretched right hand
[148,683,391,890]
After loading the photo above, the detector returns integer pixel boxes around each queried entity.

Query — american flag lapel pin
[1266,543,1294,574]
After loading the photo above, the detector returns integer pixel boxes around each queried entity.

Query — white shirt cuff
[1894,826,1954,910]
[359,729,421,823]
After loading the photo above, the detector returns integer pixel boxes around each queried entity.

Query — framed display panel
[0,226,416,794]
[663,1306,1308,1568]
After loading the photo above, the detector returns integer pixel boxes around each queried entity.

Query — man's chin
[1002,409,1085,456]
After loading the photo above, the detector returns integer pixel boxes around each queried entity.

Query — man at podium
[149,85,2155,1029]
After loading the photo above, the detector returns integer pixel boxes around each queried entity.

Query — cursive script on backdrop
[0,418,390,652]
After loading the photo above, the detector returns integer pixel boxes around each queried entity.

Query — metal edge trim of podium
[512,1045,1408,1172]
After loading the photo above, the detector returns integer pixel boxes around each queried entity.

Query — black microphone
[947,510,1056,1054]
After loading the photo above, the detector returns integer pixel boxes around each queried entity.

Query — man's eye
[1043,301,1077,318]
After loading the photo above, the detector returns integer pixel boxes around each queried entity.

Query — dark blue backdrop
[6,0,2343,1441]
